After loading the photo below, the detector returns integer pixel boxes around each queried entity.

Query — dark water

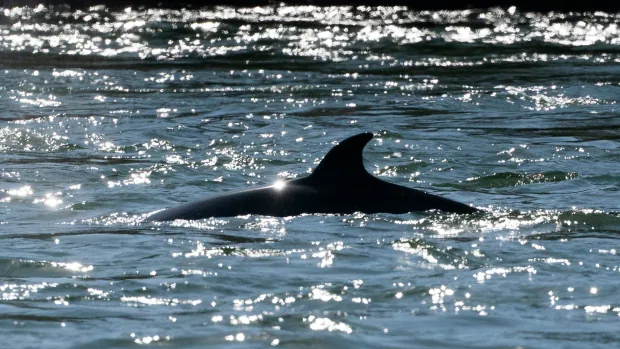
[1,4,619,348]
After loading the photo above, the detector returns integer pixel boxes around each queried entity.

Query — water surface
[1,5,619,348]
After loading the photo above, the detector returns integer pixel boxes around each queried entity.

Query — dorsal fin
[310,132,374,182]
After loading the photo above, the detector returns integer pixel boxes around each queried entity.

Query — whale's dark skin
[146,132,478,221]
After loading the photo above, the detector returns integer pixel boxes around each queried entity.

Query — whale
[146,132,478,221]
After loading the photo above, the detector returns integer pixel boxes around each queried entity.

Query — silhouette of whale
[146,132,478,221]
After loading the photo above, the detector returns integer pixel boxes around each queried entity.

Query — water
[1,4,620,348]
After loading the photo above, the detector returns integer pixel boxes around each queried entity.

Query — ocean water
[1,4,620,348]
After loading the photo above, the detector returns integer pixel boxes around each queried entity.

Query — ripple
[2,6,620,64]
[0,258,93,278]
[455,171,579,189]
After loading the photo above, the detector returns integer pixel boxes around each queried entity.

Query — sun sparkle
[273,180,286,191]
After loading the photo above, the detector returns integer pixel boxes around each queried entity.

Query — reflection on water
[3,5,620,60]
[1,4,620,349]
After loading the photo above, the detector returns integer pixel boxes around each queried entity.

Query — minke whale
[146,132,478,221]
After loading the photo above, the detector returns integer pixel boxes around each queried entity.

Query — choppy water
[1,4,620,348]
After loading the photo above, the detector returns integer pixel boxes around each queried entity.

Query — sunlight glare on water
[1,3,620,349]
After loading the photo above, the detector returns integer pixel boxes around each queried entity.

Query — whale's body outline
[146,132,478,221]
